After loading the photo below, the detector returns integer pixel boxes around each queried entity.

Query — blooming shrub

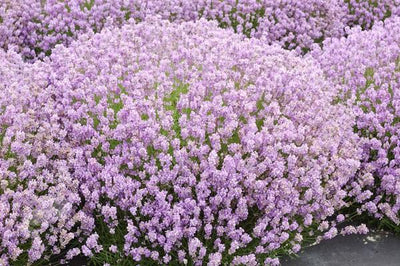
[255,0,346,53]
[344,0,400,29]
[0,49,86,265]
[0,18,361,265]
[310,17,400,225]
[3,1,400,265]
[3,0,390,61]
[0,0,136,61]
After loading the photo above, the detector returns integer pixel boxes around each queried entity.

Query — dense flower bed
[311,16,400,225]
[0,18,363,265]
[0,49,84,264]
[1,0,399,61]
[1,1,400,266]
[345,0,400,29]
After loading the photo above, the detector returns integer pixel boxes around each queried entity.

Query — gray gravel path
[282,231,400,266]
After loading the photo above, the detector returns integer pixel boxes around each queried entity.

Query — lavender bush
[0,18,363,265]
[345,0,400,29]
[0,49,84,265]
[311,16,400,226]
[2,1,400,265]
[2,0,399,61]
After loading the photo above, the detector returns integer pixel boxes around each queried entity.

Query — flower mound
[0,49,84,265]
[344,0,400,29]
[255,0,346,53]
[0,0,137,61]
[3,0,391,61]
[311,17,400,224]
[0,18,361,265]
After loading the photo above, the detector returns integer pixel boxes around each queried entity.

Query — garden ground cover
[1,1,400,265]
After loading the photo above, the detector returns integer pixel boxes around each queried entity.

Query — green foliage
[163,81,189,139]
[82,0,95,11]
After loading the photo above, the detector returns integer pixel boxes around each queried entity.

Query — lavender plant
[0,18,362,265]
[3,0,397,61]
[0,49,85,265]
[344,0,400,29]
[311,16,400,226]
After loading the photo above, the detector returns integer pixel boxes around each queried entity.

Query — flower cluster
[2,0,399,61]
[255,0,347,53]
[345,0,400,29]
[0,49,86,265]
[0,0,135,61]
[3,1,400,265]
[310,16,400,224]
[0,18,361,265]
